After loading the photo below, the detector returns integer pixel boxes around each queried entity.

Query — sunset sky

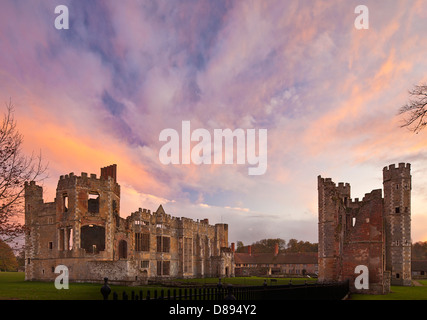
[1,0,427,246]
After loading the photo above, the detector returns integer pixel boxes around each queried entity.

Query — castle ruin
[318,163,412,294]
[24,164,234,284]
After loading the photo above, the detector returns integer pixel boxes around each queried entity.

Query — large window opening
[135,233,150,251]
[157,261,170,276]
[88,193,100,214]
[80,225,105,253]
[156,236,170,253]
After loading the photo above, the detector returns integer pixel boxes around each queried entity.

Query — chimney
[274,243,279,256]
[100,164,117,182]
[231,243,235,253]
[248,245,252,256]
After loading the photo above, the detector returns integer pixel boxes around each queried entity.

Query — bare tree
[0,100,47,244]
[399,83,427,133]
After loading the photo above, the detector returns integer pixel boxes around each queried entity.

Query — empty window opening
[157,261,170,276]
[88,193,100,214]
[48,242,53,250]
[395,207,400,214]
[68,229,73,250]
[135,233,150,252]
[396,273,400,279]
[396,184,399,190]
[118,240,127,259]
[59,229,64,251]
[63,194,68,213]
[80,225,105,253]
[114,212,120,228]
[156,236,170,253]
[184,237,193,273]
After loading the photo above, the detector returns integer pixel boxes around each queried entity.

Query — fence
[104,280,349,300]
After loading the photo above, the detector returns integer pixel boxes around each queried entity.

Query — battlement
[383,163,411,181]
[318,176,350,196]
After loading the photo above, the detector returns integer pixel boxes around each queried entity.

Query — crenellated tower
[383,163,412,286]
[55,164,120,259]
[317,177,350,283]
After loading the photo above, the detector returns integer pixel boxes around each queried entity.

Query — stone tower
[54,164,121,259]
[383,163,412,286]
[317,177,350,283]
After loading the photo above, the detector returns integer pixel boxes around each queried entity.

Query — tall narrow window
[157,236,162,252]
[157,261,162,276]
[59,229,64,251]
[184,237,192,273]
[63,194,68,213]
[163,261,170,276]
[68,229,73,250]
[142,233,150,251]
[163,237,170,253]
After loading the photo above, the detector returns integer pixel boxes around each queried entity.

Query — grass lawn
[0,272,316,300]
[4,272,425,300]
[349,282,427,300]
[0,272,165,300]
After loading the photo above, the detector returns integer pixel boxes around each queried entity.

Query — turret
[383,163,412,286]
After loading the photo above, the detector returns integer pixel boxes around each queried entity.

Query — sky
[1,0,427,246]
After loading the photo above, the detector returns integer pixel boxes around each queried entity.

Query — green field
[350,281,427,300]
[0,272,164,300]
[0,272,316,300]
[1,272,426,300]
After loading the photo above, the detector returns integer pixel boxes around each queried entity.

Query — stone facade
[318,163,411,294]
[24,164,234,284]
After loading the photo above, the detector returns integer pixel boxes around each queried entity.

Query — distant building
[24,165,234,284]
[233,244,317,277]
[412,260,427,278]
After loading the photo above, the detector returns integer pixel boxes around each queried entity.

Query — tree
[0,100,47,244]
[398,84,427,133]
[236,241,244,252]
[252,238,286,253]
[412,241,427,260]
[0,239,18,271]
